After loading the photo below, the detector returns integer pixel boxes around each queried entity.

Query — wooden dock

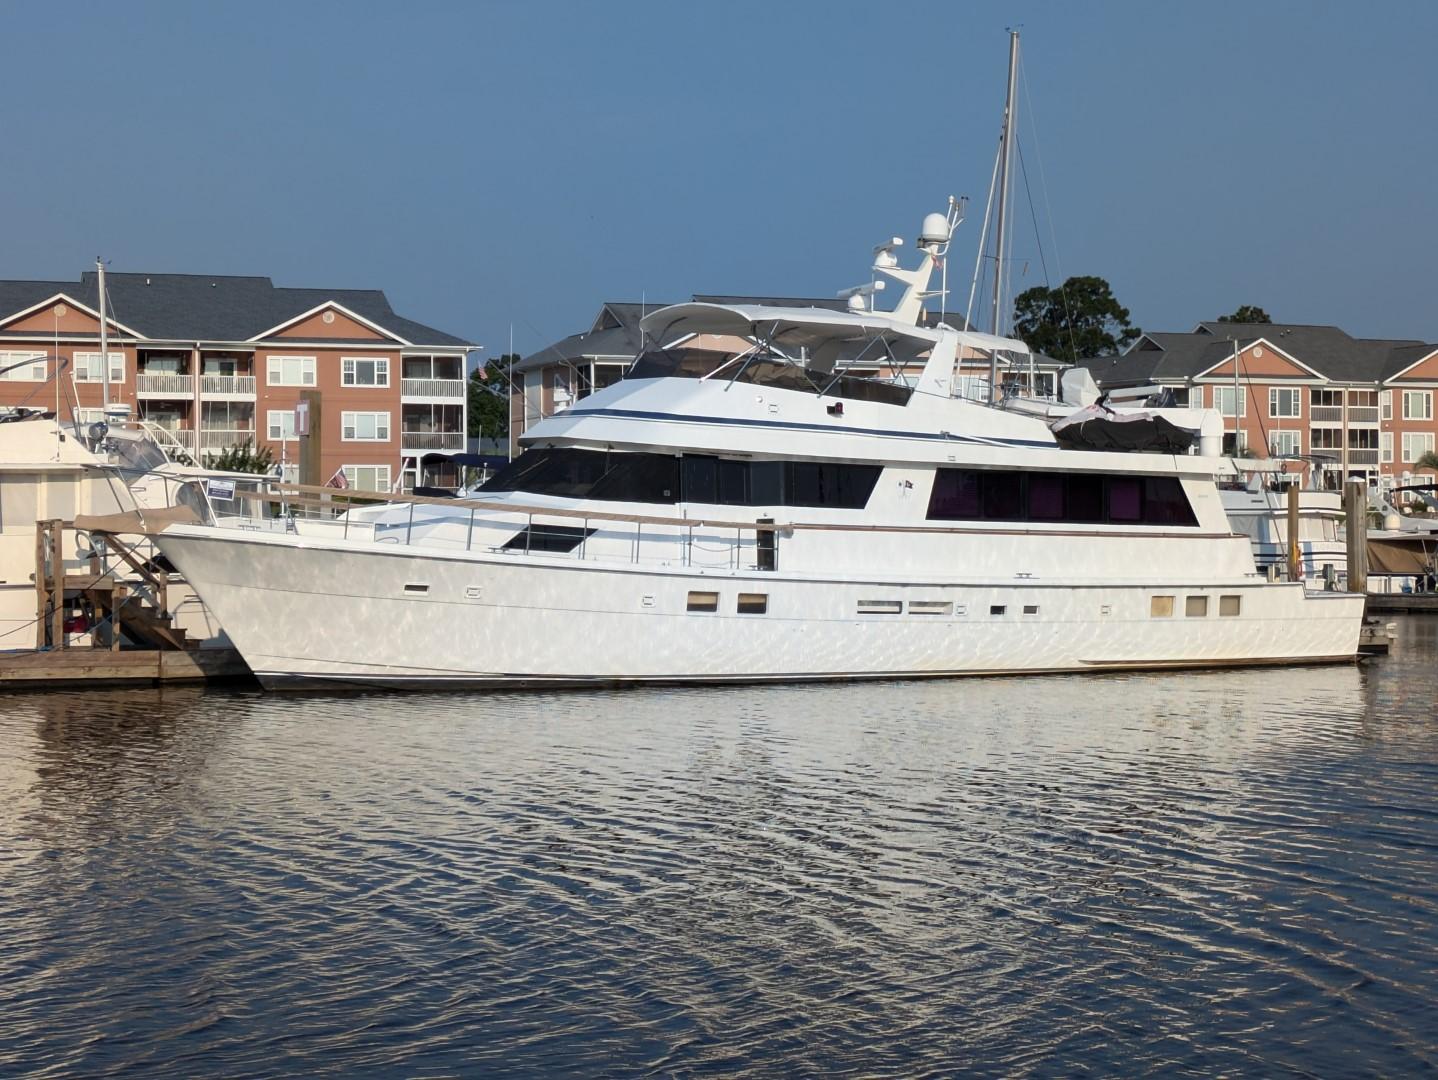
[1366,593,1438,614]
[0,647,252,688]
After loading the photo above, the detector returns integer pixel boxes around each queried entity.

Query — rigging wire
[1017,57,1081,366]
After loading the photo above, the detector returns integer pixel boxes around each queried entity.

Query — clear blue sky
[2,0,1434,360]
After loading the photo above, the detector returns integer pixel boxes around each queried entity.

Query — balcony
[198,428,257,451]
[201,375,256,397]
[401,430,465,450]
[1348,448,1380,465]
[1310,406,1344,423]
[1348,406,1380,424]
[402,378,465,399]
[136,373,192,397]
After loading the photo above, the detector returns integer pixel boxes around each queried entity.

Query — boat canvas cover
[1050,406,1197,454]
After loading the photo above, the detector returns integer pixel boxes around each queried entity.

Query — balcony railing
[400,430,465,450]
[153,427,196,451]
[1310,406,1343,423]
[1348,406,1380,424]
[201,375,257,396]
[136,373,192,396]
[1348,448,1380,465]
[198,428,257,450]
[402,378,465,398]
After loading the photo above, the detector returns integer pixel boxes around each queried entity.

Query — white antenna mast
[988,28,1020,403]
[97,256,109,412]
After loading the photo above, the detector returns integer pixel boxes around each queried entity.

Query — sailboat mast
[97,257,109,412]
[989,29,1020,403]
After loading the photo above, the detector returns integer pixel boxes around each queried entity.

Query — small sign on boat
[205,478,237,502]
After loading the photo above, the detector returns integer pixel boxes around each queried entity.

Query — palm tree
[1416,450,1438,473]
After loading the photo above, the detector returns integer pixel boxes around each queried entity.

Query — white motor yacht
[148,218,1365,689]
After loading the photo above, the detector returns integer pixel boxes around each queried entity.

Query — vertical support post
[1345,479,1368,594]
[34,520,49,649]
[111,582,125,651]
[407,501,416,546]
[297,388,324,489]
[466,508,475,551]
[48,520,65,648]
[1287,483,1302,582]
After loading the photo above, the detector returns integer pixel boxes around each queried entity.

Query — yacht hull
[154,525,1366,691]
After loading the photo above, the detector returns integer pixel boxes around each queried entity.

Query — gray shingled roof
[516,295,976,375]
[1383,343,1438,382]
[1089,323,1438,388]
[0,271,473,348]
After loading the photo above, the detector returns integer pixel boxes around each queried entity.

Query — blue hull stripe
[562,406,1057,449]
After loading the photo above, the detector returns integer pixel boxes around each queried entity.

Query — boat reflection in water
[3,625,1437,1076]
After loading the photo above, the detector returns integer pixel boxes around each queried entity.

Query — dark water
[3,622,1438,1078]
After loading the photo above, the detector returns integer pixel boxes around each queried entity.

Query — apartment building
[1087,322,1438,487]
[0,272,474,490]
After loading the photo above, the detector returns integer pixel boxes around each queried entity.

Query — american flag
[325,467,348,489]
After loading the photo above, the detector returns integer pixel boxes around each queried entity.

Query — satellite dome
[920,212,949,246]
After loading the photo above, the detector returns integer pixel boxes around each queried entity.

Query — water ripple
[2,620,1438,1077]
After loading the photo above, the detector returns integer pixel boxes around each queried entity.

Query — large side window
[483,448,879,509]
[927,469,1197,527]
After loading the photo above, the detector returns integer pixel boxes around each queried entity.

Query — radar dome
[1384,513,1402,531]
[920,212,949,246]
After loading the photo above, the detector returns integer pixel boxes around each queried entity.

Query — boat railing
[222,482,1238,573]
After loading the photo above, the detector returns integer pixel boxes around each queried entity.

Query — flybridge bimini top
[629,206,1031,403]
[637,301,1032,401]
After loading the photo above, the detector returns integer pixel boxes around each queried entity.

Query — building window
[1402,432,1435,464]
[1381,390,1393,420]
[402,355,464,380]
[1166,387,1190,407]
[1213,386,1246,417]
[0,351,48,381]
[1269,387,1301,418]
[1381,432,1394,464]
[267,356,316,386]
[267,410,297,441]
[1402,390,1432,420]
[72,352,125,382]
[1310,388,1343,408]
[341,357,390,387]
[342,465,391,492]
[341,411,391,441]
[1269,430,1301,457]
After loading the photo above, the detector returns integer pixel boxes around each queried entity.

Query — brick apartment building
[1086,322,1438,489]
[0,272,475,491]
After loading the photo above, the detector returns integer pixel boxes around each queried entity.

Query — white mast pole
[97,257,109,412]
[1232,337,1240,455]
[989,28,1020,403]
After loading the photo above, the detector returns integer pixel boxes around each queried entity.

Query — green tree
[1011,276,1140,362]
[468,354,516,442]
[203,439,274,474]
[1218,305,1273,324]
[1415,450,1438,473]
